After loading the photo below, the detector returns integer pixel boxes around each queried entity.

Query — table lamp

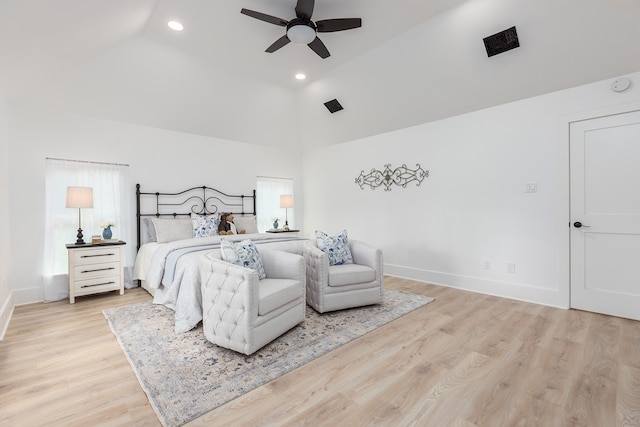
[280,194,293,231]
[66,186,93,244]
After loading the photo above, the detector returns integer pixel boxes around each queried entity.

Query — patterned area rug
[103,289,434,427]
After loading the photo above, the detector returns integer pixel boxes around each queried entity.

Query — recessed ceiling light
[168,21,184,31]
[295,73,306,80]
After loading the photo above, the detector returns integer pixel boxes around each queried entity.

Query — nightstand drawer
[73,275,122,296]
[71,247,121,265]
[73,261,121,280]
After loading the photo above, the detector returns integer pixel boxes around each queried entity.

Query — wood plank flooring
[1,277,639,426]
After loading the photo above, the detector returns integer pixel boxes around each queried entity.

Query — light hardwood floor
[1,277,639,426]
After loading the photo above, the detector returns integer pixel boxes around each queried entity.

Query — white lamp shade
[280,194,294,209]
[66,186,94,208]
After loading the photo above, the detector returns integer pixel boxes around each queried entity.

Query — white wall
[302,71,640,308]
[8,106,303,304]
[7,71,640,310]
[0,86,13,339]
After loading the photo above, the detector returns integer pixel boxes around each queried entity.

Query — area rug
[103,289,434,427]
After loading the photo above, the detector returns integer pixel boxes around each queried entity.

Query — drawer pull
[81,253,115,258]
[81,281,115,288]
[81,267,116,273]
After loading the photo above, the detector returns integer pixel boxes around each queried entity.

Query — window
[256,177,294,232]
[43,158,131,301]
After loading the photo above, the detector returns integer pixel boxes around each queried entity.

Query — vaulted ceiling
[1,0,639,151]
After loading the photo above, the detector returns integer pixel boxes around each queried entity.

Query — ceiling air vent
[324,99,344,114]
[483,26,519,57]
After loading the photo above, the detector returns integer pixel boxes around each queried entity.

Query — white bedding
[133,233,305,333]
[132,242,161,283]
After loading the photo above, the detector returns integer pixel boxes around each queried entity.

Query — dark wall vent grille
[324,99,344,114]
[483,26,519,57]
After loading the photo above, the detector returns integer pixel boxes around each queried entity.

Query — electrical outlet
[525,182,537,193]
[484,261,491,270]
[507,263,516,273]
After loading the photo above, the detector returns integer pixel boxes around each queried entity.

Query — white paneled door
[570,110,640,320]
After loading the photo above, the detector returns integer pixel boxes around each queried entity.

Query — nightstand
[266,229,300,233]
[66,241,126,304]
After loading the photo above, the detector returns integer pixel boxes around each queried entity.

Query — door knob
[573,221,590,228]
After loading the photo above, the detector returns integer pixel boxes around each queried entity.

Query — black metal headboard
[135,184,256,250]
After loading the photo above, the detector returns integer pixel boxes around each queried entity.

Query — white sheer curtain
[256,176,294,232]
[43,158,133,301]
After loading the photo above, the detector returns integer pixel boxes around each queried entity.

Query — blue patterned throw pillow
[191,213,219,238]
[220,239,266,279]
[315,229,353,266]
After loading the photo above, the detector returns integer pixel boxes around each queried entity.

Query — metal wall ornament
[355,163,429,191]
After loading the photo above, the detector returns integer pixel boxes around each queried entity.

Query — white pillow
[151,218,193,243]
[142,217,157,243]
[191,213,219,238]
[220,239,266,279]
[233,215,259,234]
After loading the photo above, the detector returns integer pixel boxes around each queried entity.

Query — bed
[132,184,305,333]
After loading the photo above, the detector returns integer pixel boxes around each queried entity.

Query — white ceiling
[1,0,639,151]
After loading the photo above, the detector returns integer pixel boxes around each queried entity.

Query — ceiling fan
[241,0,362,59]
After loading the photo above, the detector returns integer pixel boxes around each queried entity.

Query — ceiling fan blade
[316,18,362,33]
[266,35,291,53]
[308,36,330,59]
[295,0,315,20]
[240,8,288,27]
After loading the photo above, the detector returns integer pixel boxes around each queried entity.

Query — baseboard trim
[12,287,44,306]
[384,263,568,309]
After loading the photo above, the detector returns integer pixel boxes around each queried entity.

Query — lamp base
[75,228,86,245]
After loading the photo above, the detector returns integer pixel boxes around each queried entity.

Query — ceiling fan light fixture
[287,24,316,44]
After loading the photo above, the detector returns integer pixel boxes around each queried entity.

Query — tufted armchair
[304,239,383,313]
[200,249,306,355]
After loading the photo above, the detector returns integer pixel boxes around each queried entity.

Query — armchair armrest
[304,240,330,287]
[200,252,260,321]
[260,249,305,281]
[350,239,383,274]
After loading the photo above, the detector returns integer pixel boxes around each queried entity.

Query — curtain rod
[257,175,293,180]
[46,157,130,167]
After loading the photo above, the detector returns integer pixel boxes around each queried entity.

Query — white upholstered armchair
[200,249,306,355]
[304,239,383,313]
